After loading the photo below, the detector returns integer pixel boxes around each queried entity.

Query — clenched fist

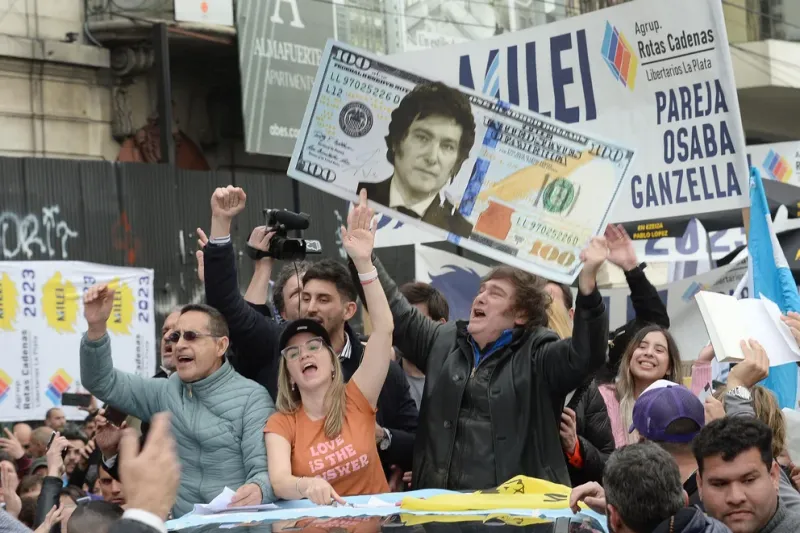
[211,186,247,220]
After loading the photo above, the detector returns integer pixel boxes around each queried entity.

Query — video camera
[245,209,322,261]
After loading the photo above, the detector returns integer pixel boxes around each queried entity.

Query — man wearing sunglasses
[79,284,276,518]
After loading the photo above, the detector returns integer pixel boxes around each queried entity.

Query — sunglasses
[166,330,218,343]
[281,337,325,360]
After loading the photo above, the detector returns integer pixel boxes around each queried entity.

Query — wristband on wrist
[358,268,378,284]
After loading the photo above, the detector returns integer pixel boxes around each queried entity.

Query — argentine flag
[746,167,799,409]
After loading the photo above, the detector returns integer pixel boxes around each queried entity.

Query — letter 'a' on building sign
[237,0,335,157]
[386,0,751,233]
[174,0,233,26]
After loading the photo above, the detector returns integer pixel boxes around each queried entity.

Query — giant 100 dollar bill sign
[289,40,636,283]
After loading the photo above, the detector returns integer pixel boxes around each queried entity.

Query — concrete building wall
[0,0,115,160]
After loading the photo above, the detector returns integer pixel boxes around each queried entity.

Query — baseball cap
[30,456,49,475]
[630,384,704,443]
[279,318,331,353]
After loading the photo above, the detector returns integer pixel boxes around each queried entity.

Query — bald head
[30,427,53,458]
[13,423,32,448]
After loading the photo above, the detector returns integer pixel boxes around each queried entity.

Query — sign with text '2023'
[289,41,634,283]
[237,0,335,157]
[0,262,156,422]
[386,0,749,235]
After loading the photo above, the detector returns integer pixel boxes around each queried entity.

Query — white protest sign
[0,262,156,422]
[387,0,749,233]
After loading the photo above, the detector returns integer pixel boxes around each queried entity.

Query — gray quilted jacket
[80,333,276,517]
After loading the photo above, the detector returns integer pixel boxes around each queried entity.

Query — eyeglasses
[166,330,218,343]
[281,337,325,360]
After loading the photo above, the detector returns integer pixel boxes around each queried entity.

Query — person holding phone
[265,190,394,505]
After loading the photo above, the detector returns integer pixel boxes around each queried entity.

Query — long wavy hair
[546,296,572,340]
[276,343,347,439]
[615,325,683,444]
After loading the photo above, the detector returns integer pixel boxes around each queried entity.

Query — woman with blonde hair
[265,190,393,505]
[598,325,712,446]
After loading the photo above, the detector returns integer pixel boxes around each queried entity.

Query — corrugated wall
[0,157,418,336]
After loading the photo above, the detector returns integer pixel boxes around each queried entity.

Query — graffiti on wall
[0,206,79,260]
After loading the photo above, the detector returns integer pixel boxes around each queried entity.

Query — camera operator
[203,186,418,480]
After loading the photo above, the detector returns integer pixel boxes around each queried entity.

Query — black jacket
[34,476,63,529]
[360,254,608,490]
[565,381,614,486]
[203,240,418,472]
[596,264,670,384]
[357,178,473,239]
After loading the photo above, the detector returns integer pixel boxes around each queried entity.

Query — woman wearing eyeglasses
[265,190,394,506]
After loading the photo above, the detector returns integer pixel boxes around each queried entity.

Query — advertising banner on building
[237,0,336,157]
[387,0,750,236]
[0,262,156,422]
[290,41,634,283]
[414,243,748,360]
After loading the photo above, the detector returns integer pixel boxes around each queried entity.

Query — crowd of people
[1,185,800,533]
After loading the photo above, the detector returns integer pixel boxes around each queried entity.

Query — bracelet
[296,476,305,496]
[358,268,378,282]
[361,278,377,286]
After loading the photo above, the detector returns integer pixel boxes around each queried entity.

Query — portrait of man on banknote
[357,81,476,238]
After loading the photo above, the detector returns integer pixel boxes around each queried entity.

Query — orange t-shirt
[265,380,389,496]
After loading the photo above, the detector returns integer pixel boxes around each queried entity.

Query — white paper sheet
[192,487,278,515]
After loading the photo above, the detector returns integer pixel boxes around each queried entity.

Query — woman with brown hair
[264,190,394,505]
[598,325,712,447]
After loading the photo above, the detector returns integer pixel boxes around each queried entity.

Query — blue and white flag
[747,167,799,409]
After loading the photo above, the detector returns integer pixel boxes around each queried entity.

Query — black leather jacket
[360,255,608,490]
[565,381,615,486]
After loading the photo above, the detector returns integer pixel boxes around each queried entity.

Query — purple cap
[630,384,704,443]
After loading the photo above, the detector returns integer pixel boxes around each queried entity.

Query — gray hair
[603,443,685,533]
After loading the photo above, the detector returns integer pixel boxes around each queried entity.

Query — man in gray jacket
[80,284,275,518]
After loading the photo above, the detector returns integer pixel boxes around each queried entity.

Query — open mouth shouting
[302,361,318,377]
[176,354,194,367]
[471,308,486,319]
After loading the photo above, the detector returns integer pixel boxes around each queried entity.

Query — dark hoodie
[652,508,730,533]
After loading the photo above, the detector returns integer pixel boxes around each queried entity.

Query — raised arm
[348,190,394,408]
[540,237,610,395]
[82,284,165,421]
[606,224,669,328]
[204,186,283,376]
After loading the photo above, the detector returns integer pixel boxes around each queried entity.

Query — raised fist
[211,186,247,220]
